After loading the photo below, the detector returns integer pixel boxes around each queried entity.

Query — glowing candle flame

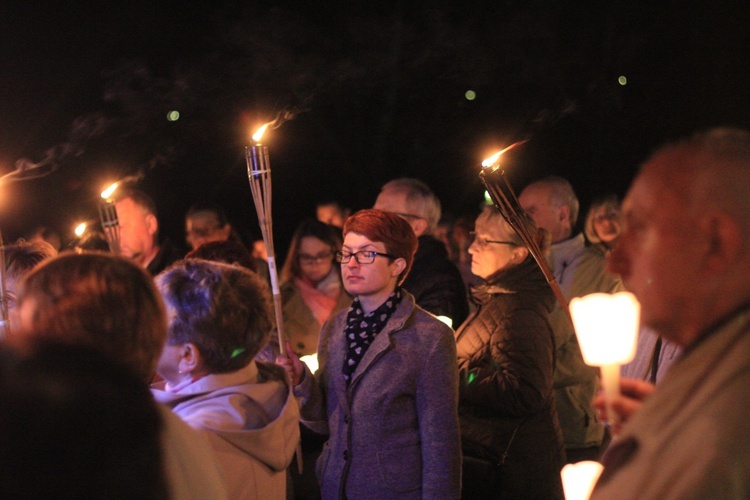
[252,123,271,143]
[74,222,87,237]
[481,140,529,168]
[101,182,119,200]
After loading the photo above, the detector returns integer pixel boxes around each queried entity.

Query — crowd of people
[1,127,749,498]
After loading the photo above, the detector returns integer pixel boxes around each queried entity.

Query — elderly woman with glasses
[456,206,564,499]
[277,209,461,499]
[279,219,352,357]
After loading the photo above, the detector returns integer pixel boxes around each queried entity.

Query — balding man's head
[519,176,579,243]
[608,127,750,346]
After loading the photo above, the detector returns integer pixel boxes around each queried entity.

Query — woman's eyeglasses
[469,231,519,249]
[298,251,333,265]
[334,250,397,264]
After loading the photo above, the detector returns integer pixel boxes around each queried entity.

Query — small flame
[74,222,87,237]
[252,123,271,143]
[101,182,119,200]
[481,140,529,168]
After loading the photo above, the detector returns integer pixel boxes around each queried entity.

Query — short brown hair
[4,240,57,281]
[343,209,418,284]
[16,252,166,382]
[156,259,272,373]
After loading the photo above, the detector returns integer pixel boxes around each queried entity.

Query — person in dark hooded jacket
[455,206,565,499]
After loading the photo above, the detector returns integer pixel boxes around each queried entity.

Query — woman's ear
[511,246,529,265]
[390,258,407,279]
[178,343,203,374]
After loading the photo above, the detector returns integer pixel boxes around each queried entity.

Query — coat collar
[327,290,416,405]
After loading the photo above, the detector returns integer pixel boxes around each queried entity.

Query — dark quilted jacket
[401,235,469,327]
[455,256,565,499]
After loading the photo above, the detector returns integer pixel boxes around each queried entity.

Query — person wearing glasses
[279,219,352,357]
[279,219,352,498]
[456,206,564,499]
[276,209,461,499]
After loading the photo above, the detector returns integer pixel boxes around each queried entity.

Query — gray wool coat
[294,290,462,499]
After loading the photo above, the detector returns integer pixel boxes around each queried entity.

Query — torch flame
[252,123,271,143]
[74,222,87,237]
[481,140,529,168]
[101,182,119,200]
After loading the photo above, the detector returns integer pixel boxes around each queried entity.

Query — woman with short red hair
[278,209,461,499]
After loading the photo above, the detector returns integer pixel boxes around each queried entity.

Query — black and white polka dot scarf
[342,289,402,386]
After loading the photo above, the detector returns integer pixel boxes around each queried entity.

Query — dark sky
[2,1,749,254]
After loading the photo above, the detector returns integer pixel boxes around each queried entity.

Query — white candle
[569,292,640,428]
[561,460,604,500]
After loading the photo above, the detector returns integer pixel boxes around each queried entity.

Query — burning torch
[99,182,121,255]
[479,140,571,321]
[245,123,287,357]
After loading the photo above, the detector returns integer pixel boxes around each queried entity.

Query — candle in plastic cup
[561,460,604,500]
[569,292,640,366]
[570,292,640,427]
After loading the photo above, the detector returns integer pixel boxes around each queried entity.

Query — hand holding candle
[569,292,640,430]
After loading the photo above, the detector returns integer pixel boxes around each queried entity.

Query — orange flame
[101,182,119,200]
[252,123,271,143]
[481,140,529,168]
[74,222,87,237]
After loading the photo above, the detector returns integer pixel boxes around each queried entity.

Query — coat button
[343,450,349,461]
[344,415,349,424]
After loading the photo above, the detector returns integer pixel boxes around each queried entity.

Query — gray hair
[476,206,551,256]
[379,178,442,234]
[533,175,580,227]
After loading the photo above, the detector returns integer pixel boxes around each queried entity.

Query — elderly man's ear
[701,212,742,273]
[146,213,159,237]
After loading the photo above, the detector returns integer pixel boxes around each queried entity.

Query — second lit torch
[99,182,121,255]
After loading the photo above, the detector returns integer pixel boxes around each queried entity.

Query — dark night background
[1,1,749,257]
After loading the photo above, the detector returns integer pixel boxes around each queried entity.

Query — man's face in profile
[608,150,700,342]
[115,198,157,267]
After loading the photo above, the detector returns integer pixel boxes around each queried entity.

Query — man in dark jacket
[374,178,469,328]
